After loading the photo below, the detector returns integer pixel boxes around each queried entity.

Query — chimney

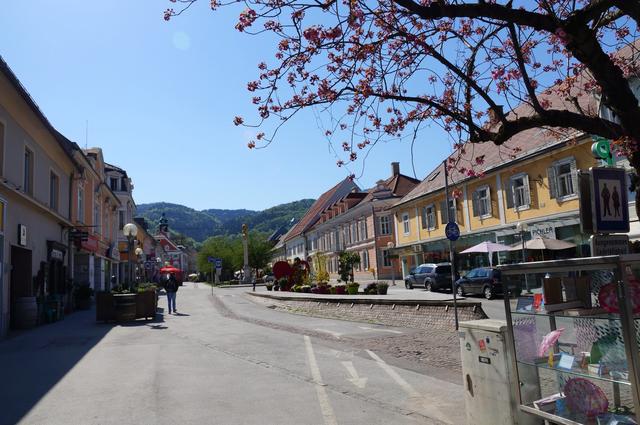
[488,105,504,126]
[391,162,400,176]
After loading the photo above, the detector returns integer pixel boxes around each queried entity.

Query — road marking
[366,349,452,424]
[358,326,403,334]
[314,328,343,338]
[304,335,338,425]
[341,361,367,389]
[366,350,419,397]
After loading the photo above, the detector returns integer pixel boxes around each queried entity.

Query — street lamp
[516,222,530,293]
[387,241,396,286]
[135,247,143,283]
[123,223,138,289]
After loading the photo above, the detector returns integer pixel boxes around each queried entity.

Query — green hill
[136,199,314,242]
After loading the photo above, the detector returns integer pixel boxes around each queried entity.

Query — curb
[247,291,483,308]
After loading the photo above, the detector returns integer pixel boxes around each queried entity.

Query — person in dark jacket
[165,273,178,314]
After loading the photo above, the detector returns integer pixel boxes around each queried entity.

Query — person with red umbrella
[164,272,179,314]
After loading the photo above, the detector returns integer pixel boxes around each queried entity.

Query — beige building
[0,56,80,336]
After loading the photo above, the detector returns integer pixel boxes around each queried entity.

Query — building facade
[307,163,419,281]
[0,57,80,336]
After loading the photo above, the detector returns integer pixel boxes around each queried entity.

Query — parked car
[404,263,454,291]
[456,267,510,300]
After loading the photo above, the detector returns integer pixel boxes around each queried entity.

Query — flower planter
[135,291,157,320]
[335,286,346,295]
[347,286,359,295]
[96,292,115,322]
[377,286,388,295]
[114,294,136,322]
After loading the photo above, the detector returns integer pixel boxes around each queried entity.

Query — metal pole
[521,231,530,293]
[391,260,396,286]
[127,236,133,290]
[443,160,459,331]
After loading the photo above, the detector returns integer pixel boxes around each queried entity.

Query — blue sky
[0,0,452,211]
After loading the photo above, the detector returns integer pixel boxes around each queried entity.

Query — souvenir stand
[500,255,640,425]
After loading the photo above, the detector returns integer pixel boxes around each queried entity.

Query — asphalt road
[0,283,466,425]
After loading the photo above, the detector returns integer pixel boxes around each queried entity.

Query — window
[382,249,391,267]
[119,210,125,230]
[439,199,457,224]
[379,216,391,235]
[472,186,492,218]
[422,204,436,230]
[77,183,84,223]
[110,177,118,191]
[548,158,577,200]
[359,219,367,240]
[49,172,59,211]
[24,147,34,195]
[506,174,531,210]
[361,250,369,270]
[94,203,101,234]
[120,177,127,192]
[402,213,410,234]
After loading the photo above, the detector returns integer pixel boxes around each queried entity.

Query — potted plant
[135,284,157,320]
[335,284,346,295]
[74,284,93,310]
[278,277,290,292]
[266,283,274,291]
[347,282,359,295]
[329,286,337,295]
[376,281,389,295]
[301,285,311,293]
[364,282,378,295]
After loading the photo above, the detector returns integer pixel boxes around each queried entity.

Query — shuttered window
[472,186,492,217]
[548,157,578,200]
[508,173,531,210]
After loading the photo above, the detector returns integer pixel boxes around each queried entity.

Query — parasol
[460,241,512,266]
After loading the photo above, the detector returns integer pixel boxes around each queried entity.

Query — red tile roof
[283,177,359,242]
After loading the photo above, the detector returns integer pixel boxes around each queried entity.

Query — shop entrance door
[10,246,32,329]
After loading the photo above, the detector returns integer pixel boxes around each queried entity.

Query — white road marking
[304,336,338,425]
[358,326,403,334]
[366,349,452,424]
[341,361,367,389]
[314,328,343,338]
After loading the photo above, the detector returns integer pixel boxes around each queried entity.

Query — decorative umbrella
[525,237,576,251]
[460,241,512,267]
[510,236,576,260]
[160,266,181,274]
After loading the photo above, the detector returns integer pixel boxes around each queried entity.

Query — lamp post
[516,222,530,293]
[123,223,138,289]
[135,247,143,283]
[387,241,396,286]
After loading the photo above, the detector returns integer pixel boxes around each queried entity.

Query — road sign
[590,167,630,234]
[590,234,630,256]
[445,222,460,241]
[207,256,215,263]
[215,258,222,270]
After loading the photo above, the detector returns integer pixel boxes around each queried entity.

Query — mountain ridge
[136,199,315,242]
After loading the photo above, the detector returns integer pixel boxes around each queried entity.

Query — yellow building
[392,134,638,279]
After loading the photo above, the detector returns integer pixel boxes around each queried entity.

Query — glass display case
[500,255,640,425]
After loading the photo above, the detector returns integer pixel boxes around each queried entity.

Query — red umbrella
[160,266,181,274]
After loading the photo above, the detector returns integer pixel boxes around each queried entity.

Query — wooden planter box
[96,292,115,322]
[135,291,157,320]
[96,292,157,322]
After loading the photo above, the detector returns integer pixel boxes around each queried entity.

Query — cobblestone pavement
[216,290,463,384]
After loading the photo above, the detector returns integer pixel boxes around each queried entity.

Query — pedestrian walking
[165,273,179,314]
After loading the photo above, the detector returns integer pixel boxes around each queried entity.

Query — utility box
[459,319,540,425]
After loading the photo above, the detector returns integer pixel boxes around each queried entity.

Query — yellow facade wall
[501,142,596,224]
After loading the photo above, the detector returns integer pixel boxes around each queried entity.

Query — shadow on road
[0,308,164,425]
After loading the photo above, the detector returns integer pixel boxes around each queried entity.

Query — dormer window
[598,77,640,124]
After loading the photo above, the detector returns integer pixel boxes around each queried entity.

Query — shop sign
[49,249,64,261]
[590,167,630,234]
[110,244,120,261]
[590,234,629,256]
[81,234,99,252]
[18,224,27,246]
[529,223,556,239]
